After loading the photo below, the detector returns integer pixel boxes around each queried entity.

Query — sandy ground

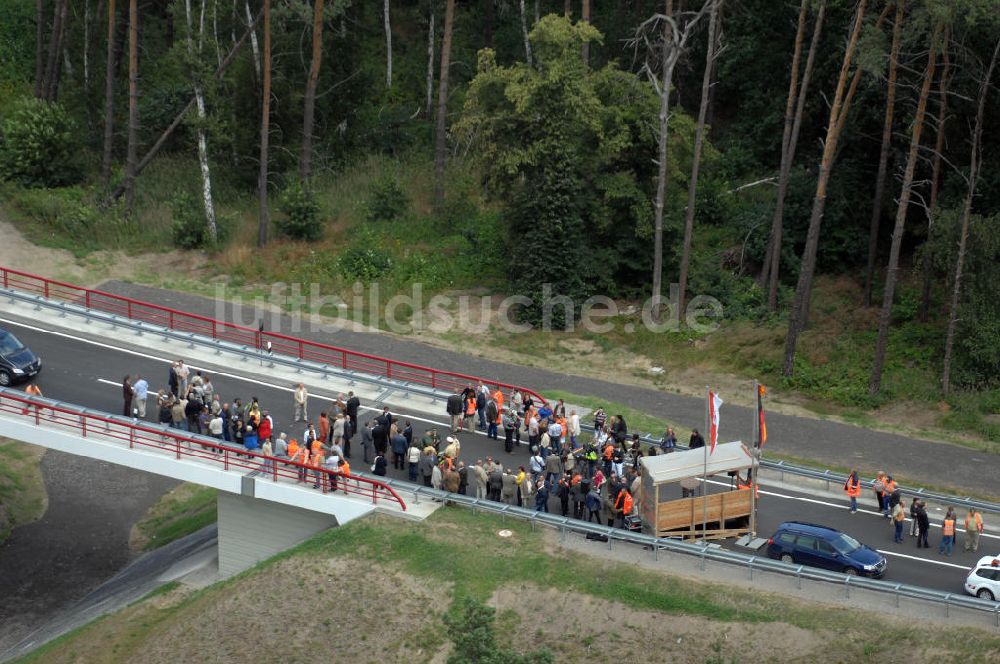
[0,217,208,288]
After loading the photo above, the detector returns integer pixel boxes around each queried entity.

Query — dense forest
[0,1,999,416]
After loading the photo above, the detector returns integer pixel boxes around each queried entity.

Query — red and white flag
[709,391,723,454]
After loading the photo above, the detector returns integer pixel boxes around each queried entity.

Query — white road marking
[703,476,999,541]
[10,313,997,564]
[876,549,971,570]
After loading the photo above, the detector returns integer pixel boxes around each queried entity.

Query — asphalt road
[97,281,1000,499]
[0,316,993,600]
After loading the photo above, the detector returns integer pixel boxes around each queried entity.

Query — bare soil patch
[0,217,208,288]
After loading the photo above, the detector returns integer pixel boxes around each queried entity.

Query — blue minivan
[767,521,887,578]
[0,327,41,387]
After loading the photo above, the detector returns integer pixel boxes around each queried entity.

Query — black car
[766,521,887,578]
[0,327,42,386]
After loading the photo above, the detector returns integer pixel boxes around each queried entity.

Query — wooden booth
[638,442,754,540]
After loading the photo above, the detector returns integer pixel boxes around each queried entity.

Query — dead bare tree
[634,0,711,322]
[942,37,1000,394]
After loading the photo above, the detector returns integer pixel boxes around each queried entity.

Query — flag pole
[702,385,709,540]
[750,379,759,537]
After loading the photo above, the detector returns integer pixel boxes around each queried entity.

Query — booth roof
[639,441,752,483]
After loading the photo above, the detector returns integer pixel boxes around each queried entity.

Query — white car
[964,556,1000,601]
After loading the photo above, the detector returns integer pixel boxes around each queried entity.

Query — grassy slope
[14,509,1000,664]
[0,438,47,544]
[130,483,217,552]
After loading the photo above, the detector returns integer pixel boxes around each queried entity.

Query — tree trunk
[425,10,435,118]
[484,0,494,48]
[920,24,951,322]
[301,0,325,182]
[257,0,272,248]
[186,0,219,244]
[519,0,533,67]
[35,0,46,98]
[44,0,69,102]
[245,0,261,82]
[782,0,868,378]
[101,0,117,188]
[564,0,571,16]
[107,12,261,202]
[677,0,721,320]
[84,0,91,91]
[943,37,999,394]
[868,25,940,395]
[581,0,591,66]
[650,2,675,323]
[764,1,825,311]
[862,1,905,307]
[213,0,222,66]
[383,0,392,88]
[124,0,139,215]
[758,0,809,291]
[433,0,456,215]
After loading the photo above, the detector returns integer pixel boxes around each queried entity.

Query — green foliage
[460,16,663,324]
[276,181,323,241]
[364,175,409,223]
[170,192,214,249]
[444,596,553,664]
[338,229,393,282]
[0,98,82,187]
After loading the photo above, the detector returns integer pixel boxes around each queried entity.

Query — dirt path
[0,214,207,288]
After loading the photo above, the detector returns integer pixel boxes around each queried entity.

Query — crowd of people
[844,469,986,553]
[120,360,369,492]
[118,368,711,523]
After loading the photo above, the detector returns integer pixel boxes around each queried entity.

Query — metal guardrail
[0,266,548,406]
[5,277,1000,519]
[0,378,996,622]
[368,475,1000,625]
[0,388,407,510]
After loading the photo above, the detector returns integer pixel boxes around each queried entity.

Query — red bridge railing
[0,266,547,405]
[0,390,406,510]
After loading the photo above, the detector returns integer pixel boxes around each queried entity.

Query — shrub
[170,192,211,249]
[276,181,323,241]
[365,175,409,223]
[0,98,81,187]
[339,230,392,282]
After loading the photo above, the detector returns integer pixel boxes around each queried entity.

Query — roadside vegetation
[130,483,217,553]
[0,439,47,544]
[1,0,999,452]
[14,509,1000,663]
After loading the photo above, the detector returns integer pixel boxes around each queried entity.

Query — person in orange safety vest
[844,469,861,514]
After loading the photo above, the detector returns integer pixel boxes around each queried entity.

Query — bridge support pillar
[216,492,338,577]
